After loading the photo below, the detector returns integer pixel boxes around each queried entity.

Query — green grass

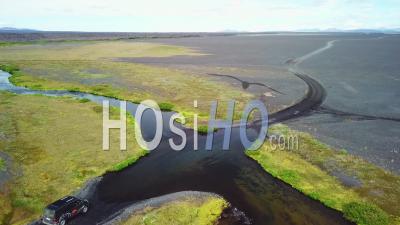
[0,157,6,171]
[0,40,253,127]
[246,124,400,225]
[0,64,19,74]
[109,150,148,172]
[158,102,174,111]
[78,98,90,103]
[343,202,390,225]
[197,125,209,134]
[0,40,99,47]
[0,41,203,60]
[0,92,146,225]
[197,125,218,135]
[119,196,228,225]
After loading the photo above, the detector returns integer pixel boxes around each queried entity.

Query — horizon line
[1,27,400,34]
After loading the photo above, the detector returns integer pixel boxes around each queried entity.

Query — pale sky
[0,0,399,32]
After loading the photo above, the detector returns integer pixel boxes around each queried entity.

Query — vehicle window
[68,200,79,210]
[73,200,80,207]
[44,209,55,218]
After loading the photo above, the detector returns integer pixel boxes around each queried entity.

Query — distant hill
[295,28,400,34]
[348,28,400,34]
[0,27,40,33]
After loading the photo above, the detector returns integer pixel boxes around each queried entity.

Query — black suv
[41,196,89,225]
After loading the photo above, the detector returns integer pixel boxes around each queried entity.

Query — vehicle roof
[46,196,79,210]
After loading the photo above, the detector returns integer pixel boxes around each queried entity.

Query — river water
[0,69,352,225]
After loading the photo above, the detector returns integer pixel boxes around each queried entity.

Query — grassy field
[246,124,400,225]
[0,91,146,225]
[118,196,228,225]
[0,157,5,171]
[0,41,254,127]
[0,41,203,60]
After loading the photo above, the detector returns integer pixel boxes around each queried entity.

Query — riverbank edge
[98,191,228,225]
[0,64,221,131]
[0,63,300,131]
[245,124,400,225]
[0,92,148,225]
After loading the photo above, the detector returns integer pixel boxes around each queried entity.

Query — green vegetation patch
[0,40,253,127]
[0,157,6,171]
[246,124,400,225]
[0,64,19,74]
[197,125,209,134]
[0,92,146,225]
[78,98,90,103]
[343,202,390,225]
[109,151,148,172]
[158,102,174,111]
[119,196,228,225]
[0,41,203,60]
[197,125,218,135]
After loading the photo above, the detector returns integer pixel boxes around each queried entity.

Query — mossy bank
[246,124,400,225]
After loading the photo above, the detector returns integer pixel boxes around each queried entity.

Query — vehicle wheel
[82,206,88,214]
[59,219,66,225]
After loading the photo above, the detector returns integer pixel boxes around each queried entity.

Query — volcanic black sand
[289,35,400,173]
[122,33,400,173]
